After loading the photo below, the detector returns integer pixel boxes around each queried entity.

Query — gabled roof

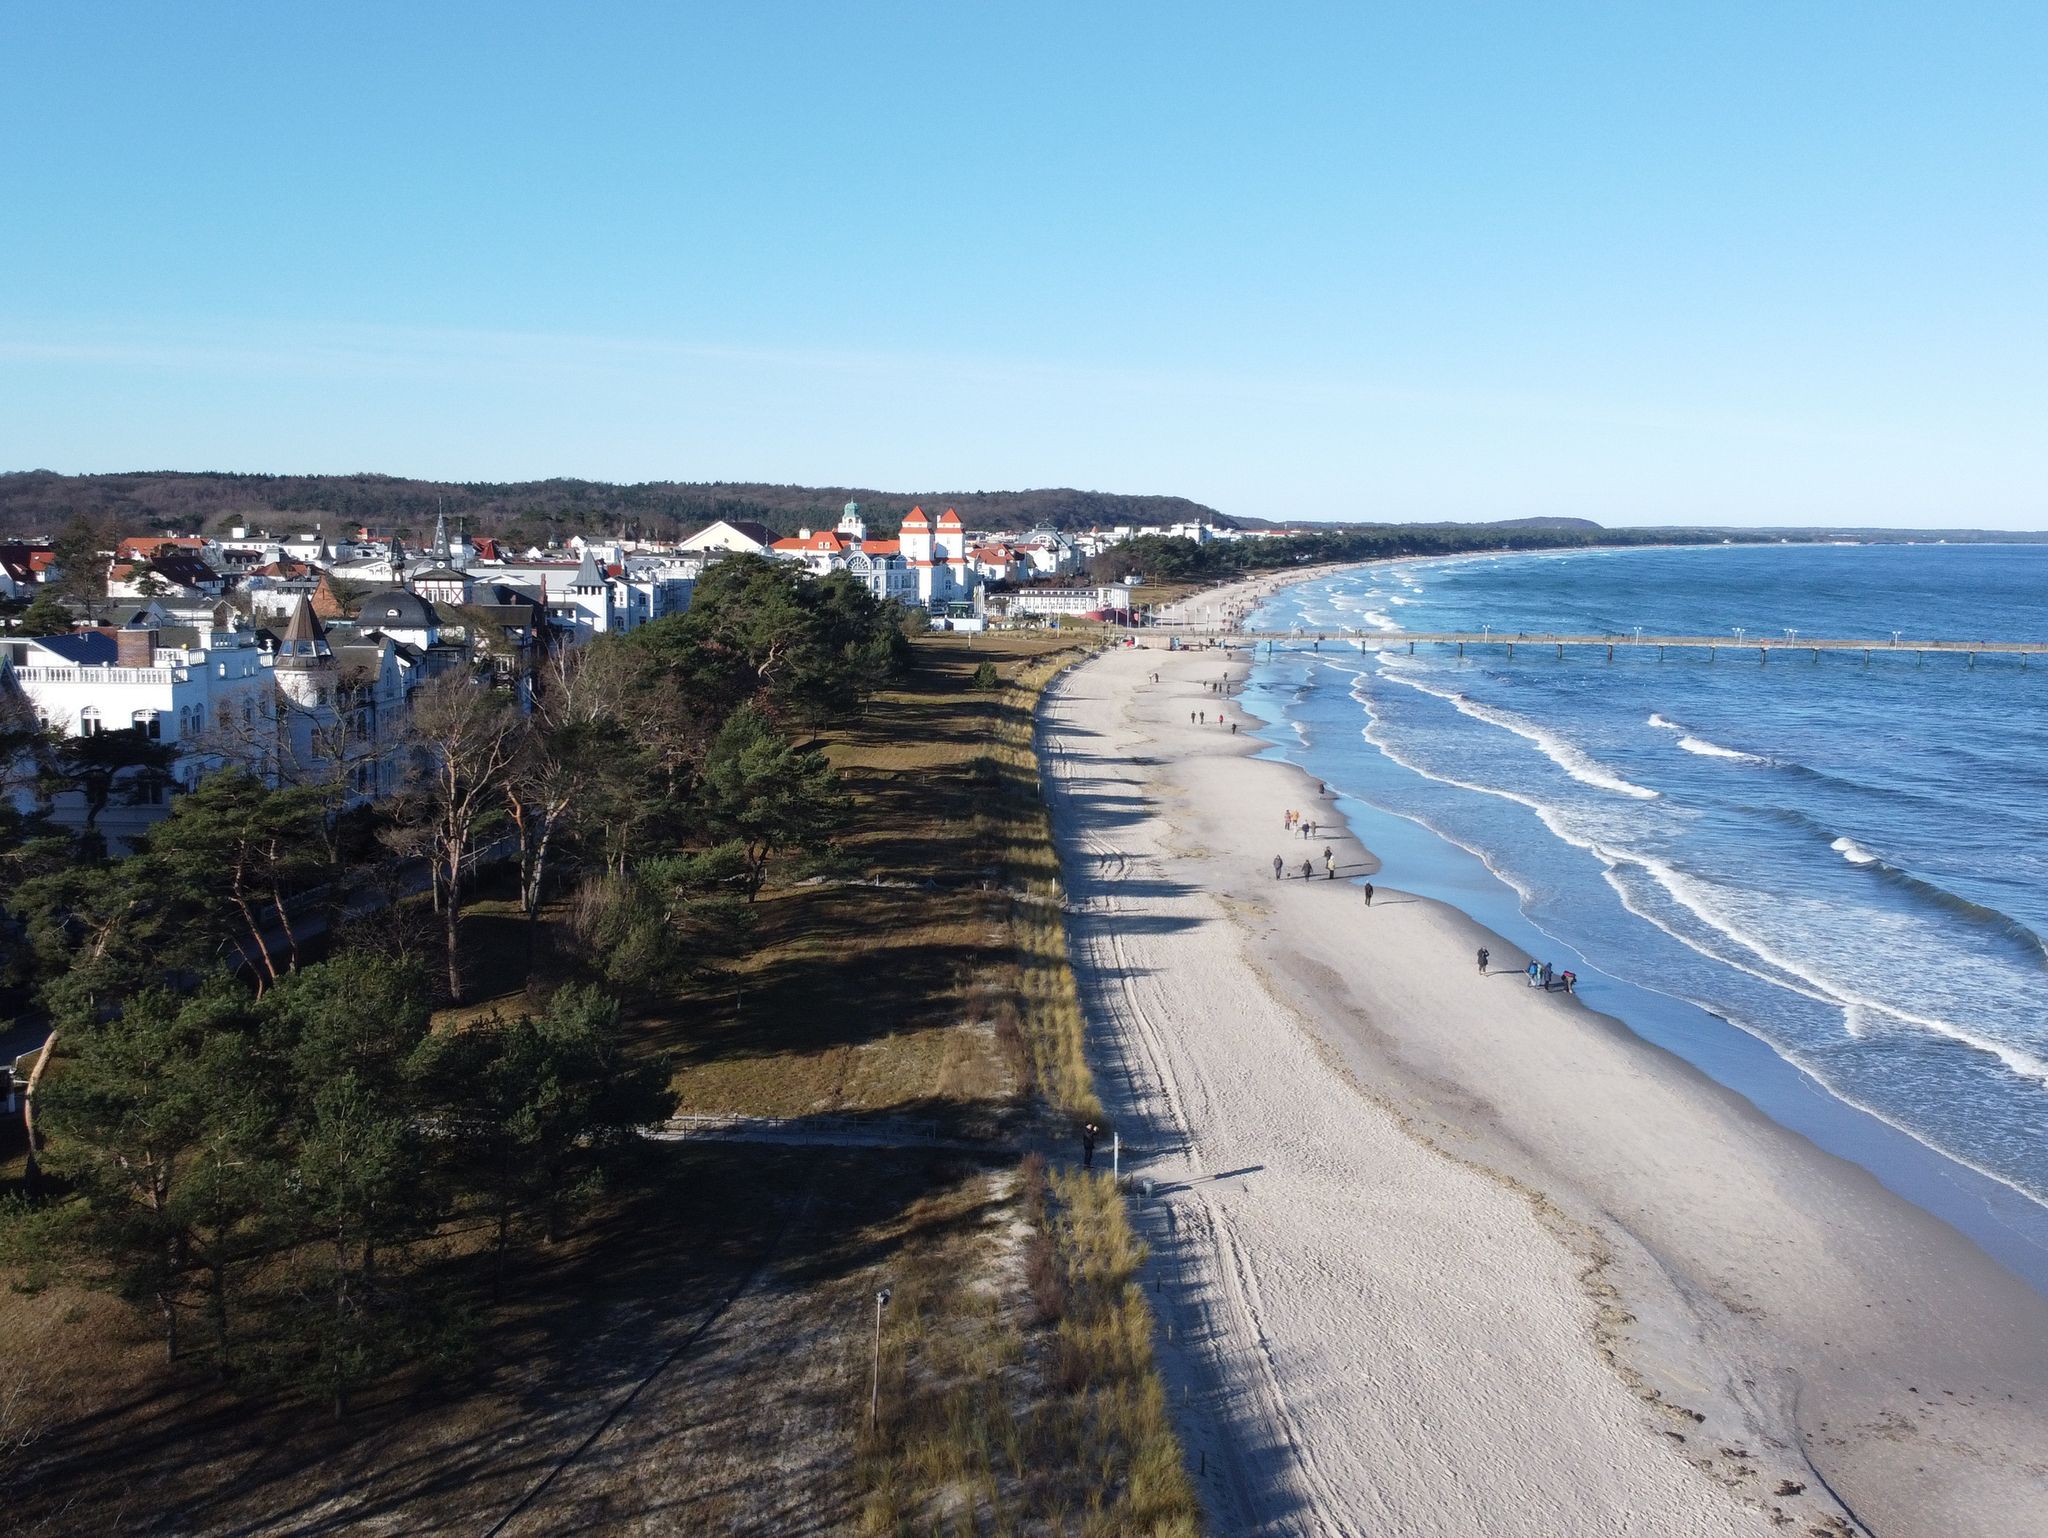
[899,506,931,529]
[936,507,963,528]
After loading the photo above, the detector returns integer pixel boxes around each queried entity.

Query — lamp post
[869,1287,892,1428]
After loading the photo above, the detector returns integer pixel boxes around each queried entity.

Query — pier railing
[1154,628,2045,663]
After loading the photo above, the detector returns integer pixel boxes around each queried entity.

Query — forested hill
[0,471,1224,543]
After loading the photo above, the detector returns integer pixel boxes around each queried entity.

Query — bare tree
[404,672,522,1002]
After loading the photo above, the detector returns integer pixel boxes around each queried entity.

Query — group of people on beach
[1522,960,1576,993]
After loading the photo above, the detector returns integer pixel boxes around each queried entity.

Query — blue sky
[4,2,2044,527]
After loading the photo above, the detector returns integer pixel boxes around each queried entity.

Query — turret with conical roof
[276,596,332,668]
[273,596,338,711]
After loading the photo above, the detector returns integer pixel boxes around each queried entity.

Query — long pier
[1156,629,2046,664]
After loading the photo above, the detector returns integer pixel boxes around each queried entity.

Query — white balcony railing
[10,665,189,684]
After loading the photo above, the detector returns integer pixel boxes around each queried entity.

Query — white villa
[768,502,979,608]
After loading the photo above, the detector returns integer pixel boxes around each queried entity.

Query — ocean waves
[1381,667,1660,800]
[1644,712,1766,763]
[1251,543,2048,1214]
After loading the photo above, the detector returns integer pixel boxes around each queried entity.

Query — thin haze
[4,2,2044,528]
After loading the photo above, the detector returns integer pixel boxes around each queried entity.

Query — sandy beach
[1039,576,2048,1537]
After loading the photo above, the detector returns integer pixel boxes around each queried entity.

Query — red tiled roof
[936,507,963,528]
[899,506,930,529]
[117,535,206,559]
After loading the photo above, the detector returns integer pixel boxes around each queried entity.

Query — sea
[1241,542,2048,1287]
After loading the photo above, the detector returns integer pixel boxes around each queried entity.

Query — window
[80,706,102,736]
[132,709,160,740]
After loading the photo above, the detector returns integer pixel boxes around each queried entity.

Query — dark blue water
[1244,544,2048,1279]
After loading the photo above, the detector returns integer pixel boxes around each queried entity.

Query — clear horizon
[5,4,2044,530]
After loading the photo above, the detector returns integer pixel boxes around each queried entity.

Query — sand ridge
[1038,580,2048,1537]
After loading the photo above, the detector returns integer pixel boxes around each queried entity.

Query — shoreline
[1040,584,2048,1536]
[1219,557,2048,1283]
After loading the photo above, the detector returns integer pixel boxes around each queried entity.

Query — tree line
[0,556,910,1412]
[1087,523,1766,586]
[0,471,1228,549]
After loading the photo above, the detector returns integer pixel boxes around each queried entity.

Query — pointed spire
[277,597,332,667]
[574,548,606,588]
[432,500,451,563]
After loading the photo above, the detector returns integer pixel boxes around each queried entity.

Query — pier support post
[1556,643,1563,661]
[1863,650,1870,665]
[1606,644,1614,663]
[1759,647,1767,665]
[1458,642,1464,657]
[1506,643,1514,659]
[1408,641,1415,655]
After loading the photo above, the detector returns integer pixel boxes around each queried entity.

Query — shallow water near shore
[1238,543,2048,1291]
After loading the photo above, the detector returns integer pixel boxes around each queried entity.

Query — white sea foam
[1362,610,1400,632]
[1376,669,1660,800]
[1677,734,1765,764]
[1607,852,2048,1090]
[1646,713,1680,731]
[1832,836,1880,866]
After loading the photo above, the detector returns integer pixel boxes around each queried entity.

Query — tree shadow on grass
[16,1139,1023,1537]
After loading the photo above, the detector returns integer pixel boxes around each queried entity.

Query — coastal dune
[1039,590,2048,1537]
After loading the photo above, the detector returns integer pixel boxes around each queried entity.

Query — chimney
[116,628,156,668]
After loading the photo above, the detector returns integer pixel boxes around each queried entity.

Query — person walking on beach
[1562,970,1576,994]
[1231,721,1238,735]
[1477,946,1490,973]
[1363,882,1375,905]
[1527,961,1540,988]
[1273,855,1284,880]
[1301,858,1314,880]
[1325,850,1336,879]
[1540,962,1554,990]
[1081,1122,1098,1170]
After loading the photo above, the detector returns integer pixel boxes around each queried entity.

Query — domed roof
[359,590,439,630]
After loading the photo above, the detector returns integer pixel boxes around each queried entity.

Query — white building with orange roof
[895,504,975,606]
[767,502,928,604]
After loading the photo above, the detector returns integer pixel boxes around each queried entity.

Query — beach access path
[1038,587,2048,1538]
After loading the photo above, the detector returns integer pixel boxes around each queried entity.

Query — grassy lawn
[1,632,1196,1536]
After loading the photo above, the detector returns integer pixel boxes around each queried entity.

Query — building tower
[272,596,335,708]
[835,500,866,541]
[935,508,968,599]
[571,547,614,634]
